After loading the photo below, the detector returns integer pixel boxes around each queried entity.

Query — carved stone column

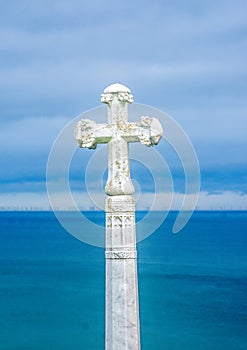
[105,195,140,350]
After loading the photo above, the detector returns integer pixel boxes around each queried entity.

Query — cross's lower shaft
[105,195,140,350]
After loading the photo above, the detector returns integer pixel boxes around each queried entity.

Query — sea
[0,211,246,350]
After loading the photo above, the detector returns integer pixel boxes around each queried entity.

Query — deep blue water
[0,211,247,350]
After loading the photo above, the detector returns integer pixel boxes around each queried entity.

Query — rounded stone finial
[103,83,131,94]
[101,83,133,104]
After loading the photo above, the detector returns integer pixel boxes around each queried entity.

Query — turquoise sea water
[0,211,247,350]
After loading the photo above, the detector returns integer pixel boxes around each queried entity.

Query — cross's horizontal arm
[75,119,112,149]
[75,116,163,149]
[120,116,163,146]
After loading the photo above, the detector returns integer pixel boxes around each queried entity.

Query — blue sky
[0,0,246,210]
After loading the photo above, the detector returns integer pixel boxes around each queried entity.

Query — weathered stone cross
[75,83,163,350]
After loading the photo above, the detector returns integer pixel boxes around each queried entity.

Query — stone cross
[75,83,163,350]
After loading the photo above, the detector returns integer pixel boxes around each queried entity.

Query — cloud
[0,116,72,186]
[197,191,247,210]
[1,190,247,211]
[1,0,246,135]
[0,115,246,196]
[0,0,247,209]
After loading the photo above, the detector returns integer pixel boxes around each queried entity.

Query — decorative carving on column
[105,250,137,259]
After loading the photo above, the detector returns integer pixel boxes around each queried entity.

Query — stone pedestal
[105,195,140,350]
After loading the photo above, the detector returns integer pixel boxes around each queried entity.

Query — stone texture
[75,83,163,197]
[105,195,140,350]
[75,83,163,350]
